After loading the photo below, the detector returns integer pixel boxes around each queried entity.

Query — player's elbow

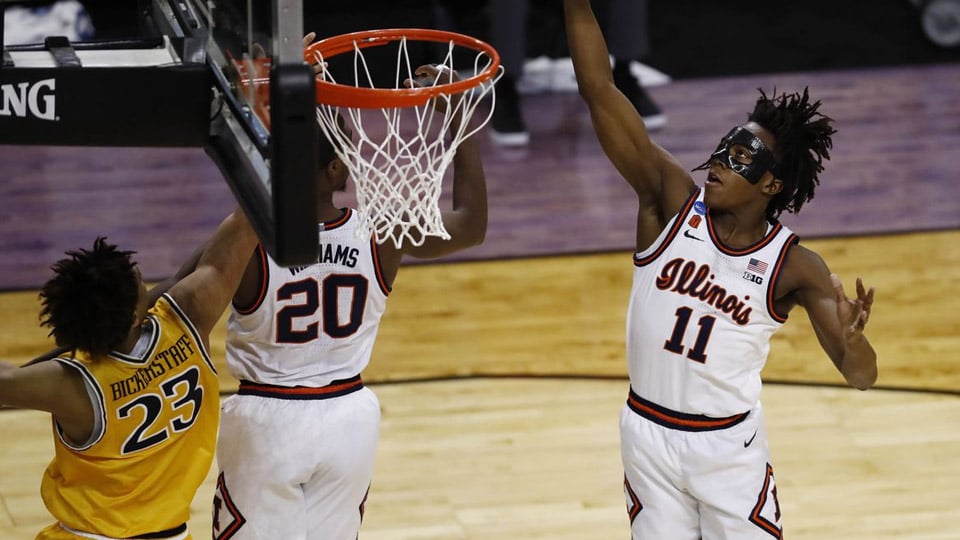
[576,75,617,103]
[577,81,606,105]
[576,81,597,101]
[461,221,486,247]
[844,365,878,391]
[451,207,487,248]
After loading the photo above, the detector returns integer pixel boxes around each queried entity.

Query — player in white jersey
[213,64,489,540]
[565,1,878,538]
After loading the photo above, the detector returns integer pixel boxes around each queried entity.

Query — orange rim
[304,28,500,109]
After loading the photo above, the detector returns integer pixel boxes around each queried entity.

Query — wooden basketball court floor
[1,63,958,538]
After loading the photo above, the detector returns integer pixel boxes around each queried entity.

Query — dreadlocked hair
[748,87,836,219]
[39,237,140,356]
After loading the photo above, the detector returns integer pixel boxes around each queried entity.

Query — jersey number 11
[663,306,716,363]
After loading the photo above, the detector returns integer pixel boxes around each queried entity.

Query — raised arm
[398,124,486,259]
[564,0,693,245]
[381,64,488,266]
[167,209,259,346]
[145,241,208,308]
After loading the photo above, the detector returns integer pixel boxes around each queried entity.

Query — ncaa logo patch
[693,201,707,215]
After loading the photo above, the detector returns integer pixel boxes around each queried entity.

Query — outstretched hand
[831,274,875,342]
[302,32,327,75]
[404,64,462,112]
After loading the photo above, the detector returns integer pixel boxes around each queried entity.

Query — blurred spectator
[436,0,666,147]
[2,1,94,45]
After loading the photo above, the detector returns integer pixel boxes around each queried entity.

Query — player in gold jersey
[0,209,257,540]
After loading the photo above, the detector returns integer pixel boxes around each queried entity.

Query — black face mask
[693,126,778,184]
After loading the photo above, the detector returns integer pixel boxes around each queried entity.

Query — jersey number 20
[276,275,368,343]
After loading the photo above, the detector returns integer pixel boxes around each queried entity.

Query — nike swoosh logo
[744,429,758,448]
[683,230,703,241]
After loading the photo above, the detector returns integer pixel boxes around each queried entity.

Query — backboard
[0,0,318,266]
[156,0,319,266]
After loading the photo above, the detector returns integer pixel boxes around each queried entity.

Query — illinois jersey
[40,294,219,538]
[627,188,797,417]
[226,208,391,387]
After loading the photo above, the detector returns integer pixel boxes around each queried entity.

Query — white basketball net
[310,37,502,248]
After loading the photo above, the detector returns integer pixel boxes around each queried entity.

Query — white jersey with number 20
[226,209,391,387]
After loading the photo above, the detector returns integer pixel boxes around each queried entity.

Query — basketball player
[211,64,488,540]
[0,209,258,540]
[563,1,879,538]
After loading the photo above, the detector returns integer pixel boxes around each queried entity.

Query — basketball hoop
[304,28,502,248]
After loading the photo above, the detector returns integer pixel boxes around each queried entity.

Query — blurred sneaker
[614,64,666,131]
[630,61,672,88]
[517,56,553,94]
[543,57,672,94]
[546,57,581,93]
[490,73,530,146]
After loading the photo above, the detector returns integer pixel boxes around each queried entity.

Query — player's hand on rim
[405,64,462,112]
[302,32,328,76]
